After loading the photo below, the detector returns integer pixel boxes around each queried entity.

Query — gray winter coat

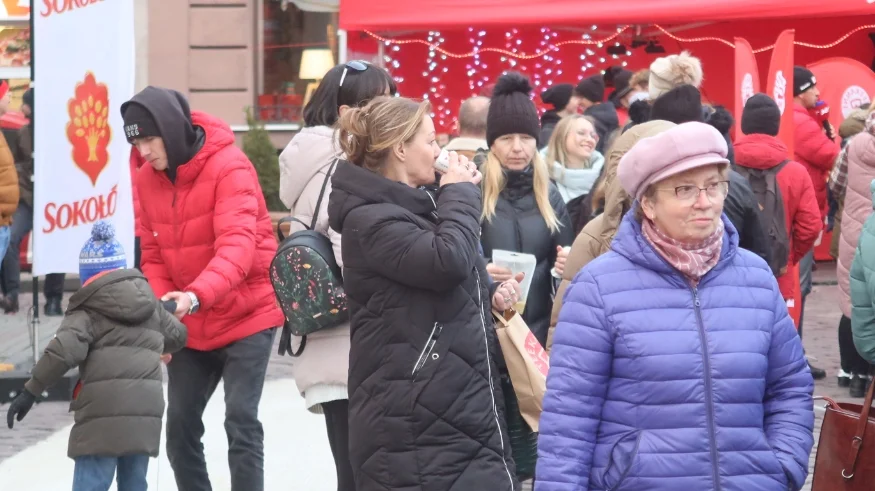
[25,269,187,458]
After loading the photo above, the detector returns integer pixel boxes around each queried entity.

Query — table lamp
[300,48,335,107]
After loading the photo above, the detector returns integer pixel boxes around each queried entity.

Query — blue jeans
[0,225,10,271]
[72,454,149,491]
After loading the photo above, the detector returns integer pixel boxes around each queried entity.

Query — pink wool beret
[618,121,729,200]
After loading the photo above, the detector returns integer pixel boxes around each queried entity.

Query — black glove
[6,389,36,429]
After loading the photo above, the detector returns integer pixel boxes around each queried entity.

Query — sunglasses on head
[339,60,370,87]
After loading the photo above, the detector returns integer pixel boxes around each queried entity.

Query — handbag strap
[843,375,875,479]
[492,308,517,325]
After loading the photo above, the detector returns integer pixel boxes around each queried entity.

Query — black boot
[849,375,870,398]
[44,296,63,317]
[1,294,18,314]
[808,361,827,380]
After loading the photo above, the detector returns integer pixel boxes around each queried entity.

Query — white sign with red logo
[32,0,135,275]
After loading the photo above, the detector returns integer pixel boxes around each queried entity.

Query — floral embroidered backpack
[270,159,348,357]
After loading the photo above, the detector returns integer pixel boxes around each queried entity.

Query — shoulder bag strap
[310,158,339,231]
[843,374,875,478]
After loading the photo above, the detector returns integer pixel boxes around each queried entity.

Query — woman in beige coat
[835,109,875,396]
[278,61,395,491]
[547,120,675,352]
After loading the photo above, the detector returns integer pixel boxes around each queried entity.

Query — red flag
[733,37,760,140]
[808,57,875,133]
[766,29,795,157]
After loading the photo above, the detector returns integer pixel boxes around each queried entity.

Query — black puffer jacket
[480,167,574,346]
[328,160,519,491]
[724,168,771,264]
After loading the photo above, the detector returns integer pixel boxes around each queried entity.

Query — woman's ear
[392,141,406,163]
[640,195,657,221]
[338,105,351,116]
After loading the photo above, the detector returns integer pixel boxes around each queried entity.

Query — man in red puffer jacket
[791,67,840,380]
[792,66,840,219]
[735,94,822,305]
[120,87,284,491]
[129,146,144,269]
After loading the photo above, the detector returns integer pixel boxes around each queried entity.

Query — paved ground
[0,263,858,490]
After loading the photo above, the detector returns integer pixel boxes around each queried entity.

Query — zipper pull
[693,288,701,307]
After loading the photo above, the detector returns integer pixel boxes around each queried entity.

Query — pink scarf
[642,219,724,285]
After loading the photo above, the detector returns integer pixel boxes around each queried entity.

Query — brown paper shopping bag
[492,308,549,431]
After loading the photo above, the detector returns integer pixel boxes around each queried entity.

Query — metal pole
[28,0,39,367]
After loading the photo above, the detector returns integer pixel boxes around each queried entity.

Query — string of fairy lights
[374,22,873,132]
[382,25,637,127]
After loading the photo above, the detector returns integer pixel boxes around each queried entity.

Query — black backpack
[270,159,348,357]
[736,160,790,276]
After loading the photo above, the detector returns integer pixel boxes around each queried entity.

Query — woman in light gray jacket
[278,61,395,491]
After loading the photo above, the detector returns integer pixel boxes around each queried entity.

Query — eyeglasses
[656,180,730,203]
[339,60,370,87]
[577,130,600,142]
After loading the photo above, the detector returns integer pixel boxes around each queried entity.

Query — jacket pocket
[601,430,643,491]
[412,323,442,378]
[768,447,791,488]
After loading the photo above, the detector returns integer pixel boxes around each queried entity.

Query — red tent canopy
[339,0,874,31]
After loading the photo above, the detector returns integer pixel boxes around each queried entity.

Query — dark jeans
[133,236,141,272]
[165,328,276,491]
[2,201,65,298]
[323,399,355,491]
[73,454,149,491]
[839,315,871,375]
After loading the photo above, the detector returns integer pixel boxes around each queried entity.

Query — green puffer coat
[849,180,875,364]
[25,269,187,458]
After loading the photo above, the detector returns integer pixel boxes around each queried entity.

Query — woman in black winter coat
[478,73,574,348]
[475,72,573,483]
[328,95,522,491]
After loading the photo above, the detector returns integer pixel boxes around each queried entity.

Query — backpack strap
[277,216,311,241]
[276,158,340,242]
[774,159,790,172]
[310,158,339,231]
[277,320,306,357]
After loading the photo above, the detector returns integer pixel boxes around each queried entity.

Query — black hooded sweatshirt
[120,87,205,183]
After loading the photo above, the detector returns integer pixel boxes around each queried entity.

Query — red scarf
[642,219,724,285]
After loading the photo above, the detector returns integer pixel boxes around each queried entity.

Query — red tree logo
[66,72,111,186]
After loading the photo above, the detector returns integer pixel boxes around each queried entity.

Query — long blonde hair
[481,149,561,233]
[545,115,597,177]
[337,96,431,173]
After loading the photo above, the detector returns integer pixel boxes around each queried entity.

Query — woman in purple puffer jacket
[536,122,815,491]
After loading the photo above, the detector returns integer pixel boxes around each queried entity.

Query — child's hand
[160,354,172,364]
[6,389,36,429]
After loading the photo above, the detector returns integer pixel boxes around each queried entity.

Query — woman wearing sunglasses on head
[538,122,814,491]
[278,60,395,491]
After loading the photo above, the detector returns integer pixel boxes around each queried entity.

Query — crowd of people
[3,46,874,491]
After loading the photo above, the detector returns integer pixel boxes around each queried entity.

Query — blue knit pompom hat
[79,220,127,285]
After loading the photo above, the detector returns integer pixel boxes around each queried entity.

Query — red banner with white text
[734,37,760,139]
[766,30,795,157]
